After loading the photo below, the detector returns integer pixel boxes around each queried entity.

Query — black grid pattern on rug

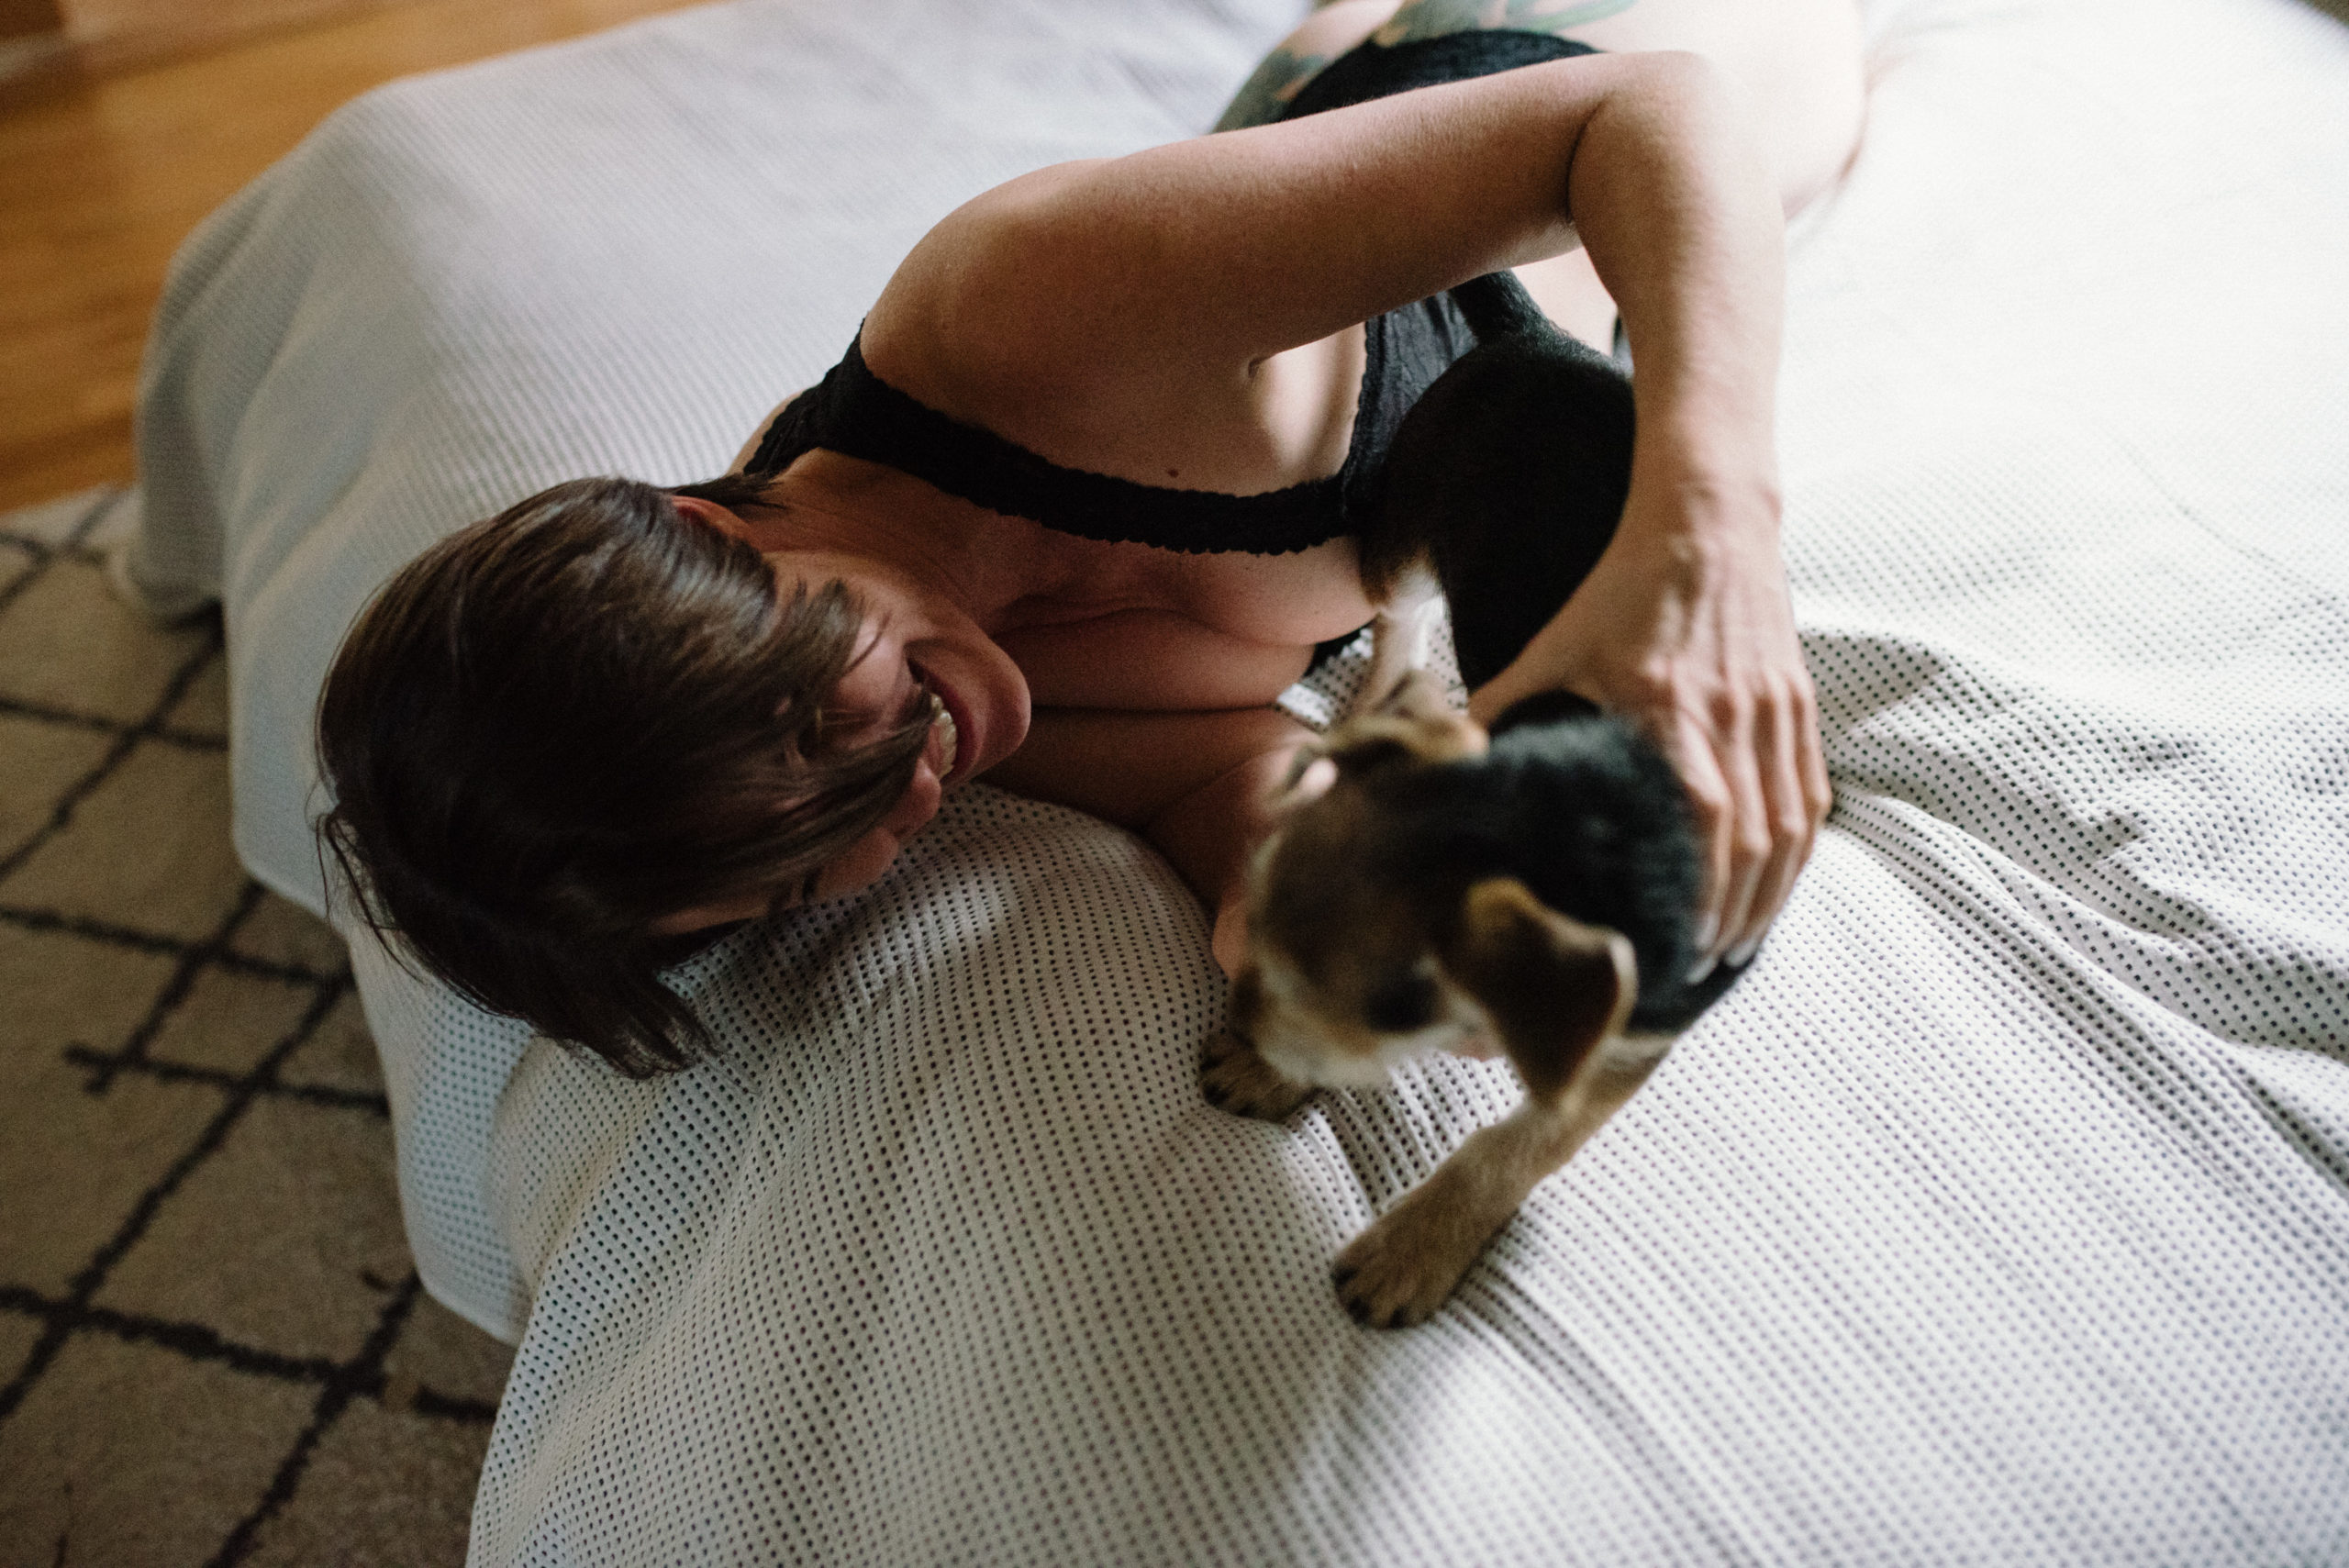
[0,488,508,1567]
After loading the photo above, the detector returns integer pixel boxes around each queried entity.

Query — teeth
[930,692,958,777]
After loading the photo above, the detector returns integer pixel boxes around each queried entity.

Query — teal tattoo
[1214,46,1333,131]
[1371,0,1640,49]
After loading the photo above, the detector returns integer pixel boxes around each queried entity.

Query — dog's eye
[1363,973,1438,1034]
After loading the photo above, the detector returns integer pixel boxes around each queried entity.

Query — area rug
[0,486,508,1567]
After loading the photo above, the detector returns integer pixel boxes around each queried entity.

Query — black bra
[742,302,1475,556]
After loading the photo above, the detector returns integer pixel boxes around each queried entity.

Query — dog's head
[1231,673,1638,1097]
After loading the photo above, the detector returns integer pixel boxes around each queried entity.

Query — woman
[318,0,1857,1074]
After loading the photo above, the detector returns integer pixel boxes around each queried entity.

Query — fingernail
[1727,935,1762,968]
[1685,953,1718,985]
[1694,912,1719,954]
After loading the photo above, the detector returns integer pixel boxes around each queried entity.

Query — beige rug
[0,487,510,1567]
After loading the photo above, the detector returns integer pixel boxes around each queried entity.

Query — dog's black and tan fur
[1202,271,1744,1328]
[1205,675,1742,1326]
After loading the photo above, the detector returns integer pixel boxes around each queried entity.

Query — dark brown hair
[317,475,931,1076]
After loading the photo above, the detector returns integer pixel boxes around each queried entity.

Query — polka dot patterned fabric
[147,0,2349,1558]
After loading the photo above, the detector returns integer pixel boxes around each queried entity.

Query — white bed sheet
[131,0,2349,1560]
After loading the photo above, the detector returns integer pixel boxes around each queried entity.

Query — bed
[125,0,2349,1560]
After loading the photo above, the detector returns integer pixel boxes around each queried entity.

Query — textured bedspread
[132,0,2349,1560]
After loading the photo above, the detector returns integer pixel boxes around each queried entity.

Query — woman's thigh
[1218,0,1863,215]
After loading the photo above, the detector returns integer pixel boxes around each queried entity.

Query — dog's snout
[1363,973,1439,1034]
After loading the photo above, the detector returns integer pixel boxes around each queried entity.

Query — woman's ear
[670,494,757,543]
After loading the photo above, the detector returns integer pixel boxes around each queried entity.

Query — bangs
[315,473,958,1077]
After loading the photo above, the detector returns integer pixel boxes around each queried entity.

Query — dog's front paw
[1331,1192,1506,1329]
[1201,1029,1318,1121]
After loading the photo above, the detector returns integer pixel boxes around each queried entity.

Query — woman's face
[657,526,1030,934]
[786,543,1031,861]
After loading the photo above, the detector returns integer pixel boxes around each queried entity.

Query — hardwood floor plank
[0,0,701,512]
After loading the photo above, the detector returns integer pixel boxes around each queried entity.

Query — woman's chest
[987,531,1376,710]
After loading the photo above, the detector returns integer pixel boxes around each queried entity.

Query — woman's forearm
[1143,733,1310,916]
[985,705,1313,920]
[1465,53,1824,971]
[1572,50,1787,514]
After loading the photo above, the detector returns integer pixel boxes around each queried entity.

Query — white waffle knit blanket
[132,0,2349,1559]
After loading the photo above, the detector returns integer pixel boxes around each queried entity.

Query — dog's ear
[1373,668,1455,723]
[1326,674,1488,779]
[1438,878,1636,1105]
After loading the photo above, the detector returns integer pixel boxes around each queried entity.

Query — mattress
[130,0,2349,1560]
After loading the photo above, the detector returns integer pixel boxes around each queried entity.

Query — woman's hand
[1467,468,1830,973]
[1464,47,1821,975]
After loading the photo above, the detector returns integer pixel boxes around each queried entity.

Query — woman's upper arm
[863,50,1700,404]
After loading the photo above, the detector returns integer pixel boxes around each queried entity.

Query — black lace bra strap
[742,334,1351,557]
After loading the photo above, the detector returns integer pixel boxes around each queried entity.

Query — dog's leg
[1353,567,1442,717]
[1333,879,1659,1328]
[1201,1029,1319,1121]
[1331,1032,1668,1327]
[1201,966,1320,1122]
[1331,1084,1626,1328]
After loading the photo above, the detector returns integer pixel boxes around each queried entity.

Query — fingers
[1493,655,1819,979]
[1689,670,1830,971]
[1707,696,1771,967]
[1727,679,1817,960]
[1765,674,1834,947]
[1452,549,1830,974]
[1669,722,1734,970]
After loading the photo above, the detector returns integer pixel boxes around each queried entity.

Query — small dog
[1202,271,1742,1328]
[1203,672,1742,1327]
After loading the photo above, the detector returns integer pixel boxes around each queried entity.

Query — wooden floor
[0,0,701,512]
